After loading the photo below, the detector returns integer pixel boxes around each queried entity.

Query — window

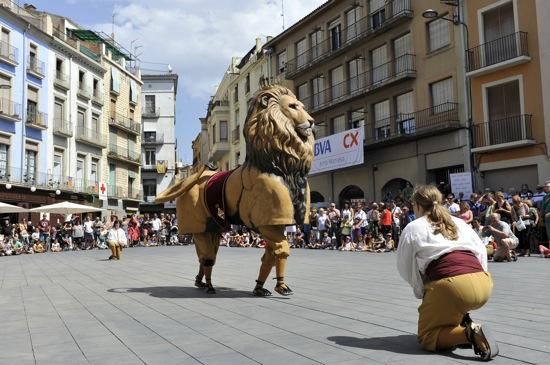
[220,120,228,142]
[54,101,63,125]
[129,109,135,121]
[0,143,8,178]
[0,28,10,60]
[312,76,325,108]
[329,20,341,51]
[346,7,362,42]
[90,159,98,183]
[76,158,84,190]
[145,150,156,165]
[370,0,386,29]
[144,131,157,143]
[212,123,216,144]
[29,43,38,70]
[374,99,390,139]
[24,149,36,182]
[0,73,10,103]
[55,58,63,78]
[77,109,86,130]
[79,70,85,90]
[396,91,415,134]
[371,44,388,83]
[310,30,322,60]
[486,80,521,144]
[145,95,155,114]
[234,85,239,103]
[91,114,99,132]
[348,58,364,93]
[143,179,157,198]
[332,115,346,134]
[430,77,454,110]
[330,66,344,100]
[110,68,120,93]
[109,164,116,191]
[245,74,250,94]
[53,152,63,180]
[394,33,412,74]
[130,80,138,104]
[351,108,365,128]
[277,50,287,73]
[93,79,99,97]
[26,87,38,124]
[482,2,516,65]
[235,109,240,126]
[428,18,450,52]
[297,83,308,101]
[296,38,307,68]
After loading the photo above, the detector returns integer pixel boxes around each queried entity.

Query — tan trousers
[109,241,121,259]
[418,272,493,351]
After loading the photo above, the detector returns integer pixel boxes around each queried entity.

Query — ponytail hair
[412,185,459,240]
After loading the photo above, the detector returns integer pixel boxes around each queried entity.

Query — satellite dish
[167,64,172,73]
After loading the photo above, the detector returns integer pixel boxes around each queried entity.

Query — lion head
[243,85,315,177]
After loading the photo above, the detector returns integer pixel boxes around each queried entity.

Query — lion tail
[155,165,207,203]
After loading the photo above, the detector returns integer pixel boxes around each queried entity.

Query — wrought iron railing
[466,32,529,73]
[472,114,533,148]
[142,133,164,144]
[142,107,160,118]
[27,56,45,76]
[26,109,47,129]
[0,97,22,119]
[55,70,69,88]
[53,118,73,137]
[0,39,18,64]
[109,111,141,135]
[76,126,106,147]
[108,144,141,163]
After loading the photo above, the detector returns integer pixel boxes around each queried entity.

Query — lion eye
[289,103,298,110]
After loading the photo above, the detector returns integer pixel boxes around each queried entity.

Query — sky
[29,0,327,164]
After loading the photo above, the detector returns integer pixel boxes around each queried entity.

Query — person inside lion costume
[156,85,315,296]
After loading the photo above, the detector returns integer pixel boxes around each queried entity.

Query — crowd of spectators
[0,212,188,256]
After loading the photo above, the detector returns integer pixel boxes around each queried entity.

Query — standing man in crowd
[38,214,50,245]
[445,194,460,216]
[151,213,162,241]
[328,203,341,249]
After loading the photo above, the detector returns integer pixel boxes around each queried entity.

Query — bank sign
[309,128,364,175]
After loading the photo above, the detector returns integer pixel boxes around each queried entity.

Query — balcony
[107,185,143,201]
[109,111,141,135]
[142,107,160,118]
[0,98,22,122]
[26,110,48,130]
[27,56,45,78]
[77,84,92,100]
[209,139,230,161]
[0,40,18,66]
[301,54,416,114]
[232,125,240,143]
[142,164,157,172]
[364,102,461,148]
[472,114,535,153]
[466,32,530,77]
[54,70,70,90]
[53,118,73,137]
[285,0,412,79]
[142,133,164,145]
[108,144,141,166]
[210,100,229,115]
[47,175,97,194]
[76,126,107,148]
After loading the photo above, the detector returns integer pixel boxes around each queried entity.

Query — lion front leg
[253,225,293,297]
[193,232,220,294]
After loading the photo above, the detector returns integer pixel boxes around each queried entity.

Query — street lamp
[30,186,36,192]
[55,189,61,196]
[422,9,440,20]
[5,183,11,190]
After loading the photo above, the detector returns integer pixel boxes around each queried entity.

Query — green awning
[70,29,132,60]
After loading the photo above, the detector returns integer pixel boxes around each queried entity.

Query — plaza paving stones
[0,246,549,365]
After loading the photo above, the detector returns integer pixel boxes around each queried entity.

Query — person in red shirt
[38,214,51,244]
[380,203,392,237]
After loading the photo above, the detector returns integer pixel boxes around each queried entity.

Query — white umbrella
[29,201,104,215]
[0,202,29,214]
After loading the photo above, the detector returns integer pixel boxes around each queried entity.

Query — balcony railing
[108,144,141,164]
[285,0,412,78]
[54,70,70,90]
[27,56,45,77]
[76,126,107,148]
[142,133,164,145]
[53,118,73,137]
[77,84,92,99]
[0,98,22,120]
[472,114,533,149]
[232,125,240,142]
[109,111,141,135]
[92,90,104,106]
[107,185,143,200]
[466,32,529,73]
[364,102,461,146]
[26,110,48,129]
[142,107,160,118]
[0,39,18,64]
[301,54,415,114]
[142,164,156,171]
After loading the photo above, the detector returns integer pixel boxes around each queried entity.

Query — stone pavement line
[18,286,37,364]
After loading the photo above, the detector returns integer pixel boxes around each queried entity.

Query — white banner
[310,128,364,175]
[98,182,108,201]
[450,172,473,200]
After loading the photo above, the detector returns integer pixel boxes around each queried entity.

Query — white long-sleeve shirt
[396,216,488,299]
[108,228,128,246]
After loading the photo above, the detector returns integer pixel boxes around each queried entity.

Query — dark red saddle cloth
[204,170,233,231]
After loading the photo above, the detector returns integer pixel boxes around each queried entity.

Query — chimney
[255,37,262,53]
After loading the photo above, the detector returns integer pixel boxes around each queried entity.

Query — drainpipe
[20,26,28,186]
[68,56,73,181]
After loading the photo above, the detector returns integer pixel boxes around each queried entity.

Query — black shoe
[465,322,499,361]
[274,283,294,296]
[252,287,272,297]
[206,285,216,294]
[108,255,115,260]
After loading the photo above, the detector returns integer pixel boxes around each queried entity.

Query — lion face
[278,94,315,140]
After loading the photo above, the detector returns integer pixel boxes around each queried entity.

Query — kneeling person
[108,220,127,260]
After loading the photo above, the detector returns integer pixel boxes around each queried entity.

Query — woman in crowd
[107,220,127,260]
[459,201,473,224]
[494,191,512,224]
[72,219,84,250]
[396,185,498,361]
[83,216,95,250]
[340,202,354,248]
[511,195,531,256]
[525,200,539,256]
[128,214,141,247]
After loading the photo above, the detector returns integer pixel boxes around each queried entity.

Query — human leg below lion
[192,232,220,294]
[253,225,293,296]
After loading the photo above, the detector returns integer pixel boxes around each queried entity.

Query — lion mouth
[296,122,314,138]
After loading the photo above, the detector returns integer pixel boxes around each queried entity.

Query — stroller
[169,225,179,245]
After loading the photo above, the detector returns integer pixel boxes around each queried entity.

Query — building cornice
[50,38,106,75]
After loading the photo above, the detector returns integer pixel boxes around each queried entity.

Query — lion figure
[156,85,315,296]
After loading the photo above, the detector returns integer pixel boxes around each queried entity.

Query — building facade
[191,117,209,172]
[140,73,178,213]
[264,0,470,204]
[466,0,550,191]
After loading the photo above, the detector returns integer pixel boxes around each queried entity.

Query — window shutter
[374,100,390,128]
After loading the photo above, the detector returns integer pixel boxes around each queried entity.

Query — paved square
[0,246,548,364]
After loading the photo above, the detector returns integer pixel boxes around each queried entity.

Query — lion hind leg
[193,232,220,294]
[254,225,293,296]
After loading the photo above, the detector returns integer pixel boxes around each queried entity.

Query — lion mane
[243,85,315,224]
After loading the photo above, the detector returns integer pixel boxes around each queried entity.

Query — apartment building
[0,4,54,210]
[191,117,209,172]
[264,0,470,203]
[466,0,549,190]
[227,38,269,169]
[140,73,179,214]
